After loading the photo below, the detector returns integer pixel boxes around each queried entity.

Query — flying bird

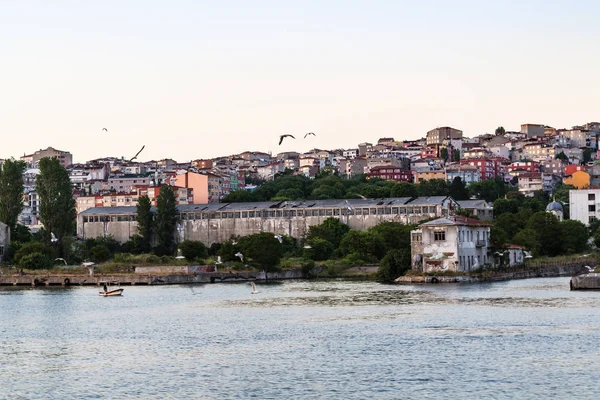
[250,281,259,294]
[102,128,108,132]
[129,145,145,162]
[55,258,67,266]
[584,265,595,272]
[274,234,283,244]
[235,252,244,262]
[524,251,533,259]
[50,232,58,243]
[357,194,367,200]
[231,240,238,245]
[303,245,312,249]
[279,134,295,145]
[345,199,353,211]
[216,256,222,265]
[304,132,316,138]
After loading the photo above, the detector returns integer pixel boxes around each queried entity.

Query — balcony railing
[476,239,487,247]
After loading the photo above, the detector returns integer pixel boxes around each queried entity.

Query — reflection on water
[2,278,600,399]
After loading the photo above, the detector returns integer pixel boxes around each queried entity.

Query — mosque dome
[546,201,564,212]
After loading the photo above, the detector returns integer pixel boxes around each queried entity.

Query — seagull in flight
[303,245,312,249]
[50,232,58,243]
[345,199,353,211]
[129,145,145,162]
[216,256,222,265]
[274,234,283,244]
[235,252,244,262]
[250,281,259,294]
[584,265,595,272]
[102,128,108,132]
[279,134,295,145]
[231,240,238,245]
[55,258,67,266]
[524,251,533,259]
[304,132,316,138]
[357,194,367,200]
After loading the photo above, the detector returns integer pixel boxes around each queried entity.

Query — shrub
[14,242,55,263]
[91,245,111,262]
[303,238,334,261]
[178,240,208,260]
[377,249,411,282]
[19,252,53,270]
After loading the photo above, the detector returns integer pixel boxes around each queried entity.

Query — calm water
[1,278,600,399]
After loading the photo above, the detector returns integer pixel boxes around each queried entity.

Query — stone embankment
[570,273,600,290]
[0,269,304,286]
[396,263,593,284]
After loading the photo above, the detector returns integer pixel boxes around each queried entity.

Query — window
[434,230,446,241]
[590,205,596,212]
[589,193,596,201]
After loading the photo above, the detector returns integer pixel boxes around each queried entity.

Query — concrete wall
[79,206,445,245]
[570,188,600,226]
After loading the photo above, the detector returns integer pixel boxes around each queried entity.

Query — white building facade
[411,216,491,273]
[569,188,600,225]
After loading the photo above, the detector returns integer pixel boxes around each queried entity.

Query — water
[1,278,600,399]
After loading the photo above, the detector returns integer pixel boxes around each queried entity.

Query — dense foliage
[0,159,26,232]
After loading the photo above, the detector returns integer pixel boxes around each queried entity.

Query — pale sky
[1,1,598,163]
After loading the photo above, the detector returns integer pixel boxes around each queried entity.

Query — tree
[495,126,506,136]
[440,147,449,162]
[555,151,569,162]
[377,249,411,282]
[19,252,53,270]
[494,212,523,239]
[238,232,283,272]
[306,217,350,249]
[526,212,561,256]
[0,159,26,232]
[90,245,111,262]
[594,229,600,249]
[559,220,588,254]
[553,183,575,204]
[512,228,540,255]
[493,198,519,217]
[178,240,208,260]
[448,177,469,200]
[303,237,334,261]
[417,179,449,197]
[368,222,412,254]
[390,182,418,198]
[583,147,593,164]
[453,149,461,162]
[155,185,178,254]
[36,157,76,245]
[338,230,385,260]
[490,226,508,252]
[136,195,154,252]
[468,178,506,203]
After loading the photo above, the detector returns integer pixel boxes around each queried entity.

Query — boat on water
[99,281,124,297]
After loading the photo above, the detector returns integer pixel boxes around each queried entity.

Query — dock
[570,273,600,290]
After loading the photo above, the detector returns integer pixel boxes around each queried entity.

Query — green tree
[448,177,469,200]
[14,241,56,263]
[136,195,154,252]
[368,222,412,254]
[559,220,588,254]
[583,148,593,164]
[553,183,575,204]
[594,228,600,249]
[238,232,283,272]
[417,179,449,197]
[19,252,53,270]
[0,159,26,232]
[221,190,256,202]
[555,151,569,162]
[91,245,111,262]
[468,178,506,203]
[493,198,519,217]
[512,228,540,255]
[495,126,506,136]
[338,230,385,260]
[390,182,418,198]
[453,149,461,162]
[303,237,334,261]
[490,226,508,252]
[178,240,208,260]
[440,147,449,162]
[377,249,411,282]
[36,157,76,245]
[155,186,178,254]
[306,217,350,249]
[526,212,561,256]
[494,212,523,239]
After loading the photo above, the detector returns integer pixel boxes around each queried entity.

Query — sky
[1,0,599,163]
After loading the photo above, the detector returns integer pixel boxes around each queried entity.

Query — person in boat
[103,283,108,293]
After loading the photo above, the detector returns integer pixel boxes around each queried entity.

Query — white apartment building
[411,216,491,273]
[569,188,600,225]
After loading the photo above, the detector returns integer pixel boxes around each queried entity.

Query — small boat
[99,281,124,297]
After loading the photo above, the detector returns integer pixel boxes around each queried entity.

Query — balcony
[476,239,487,247]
